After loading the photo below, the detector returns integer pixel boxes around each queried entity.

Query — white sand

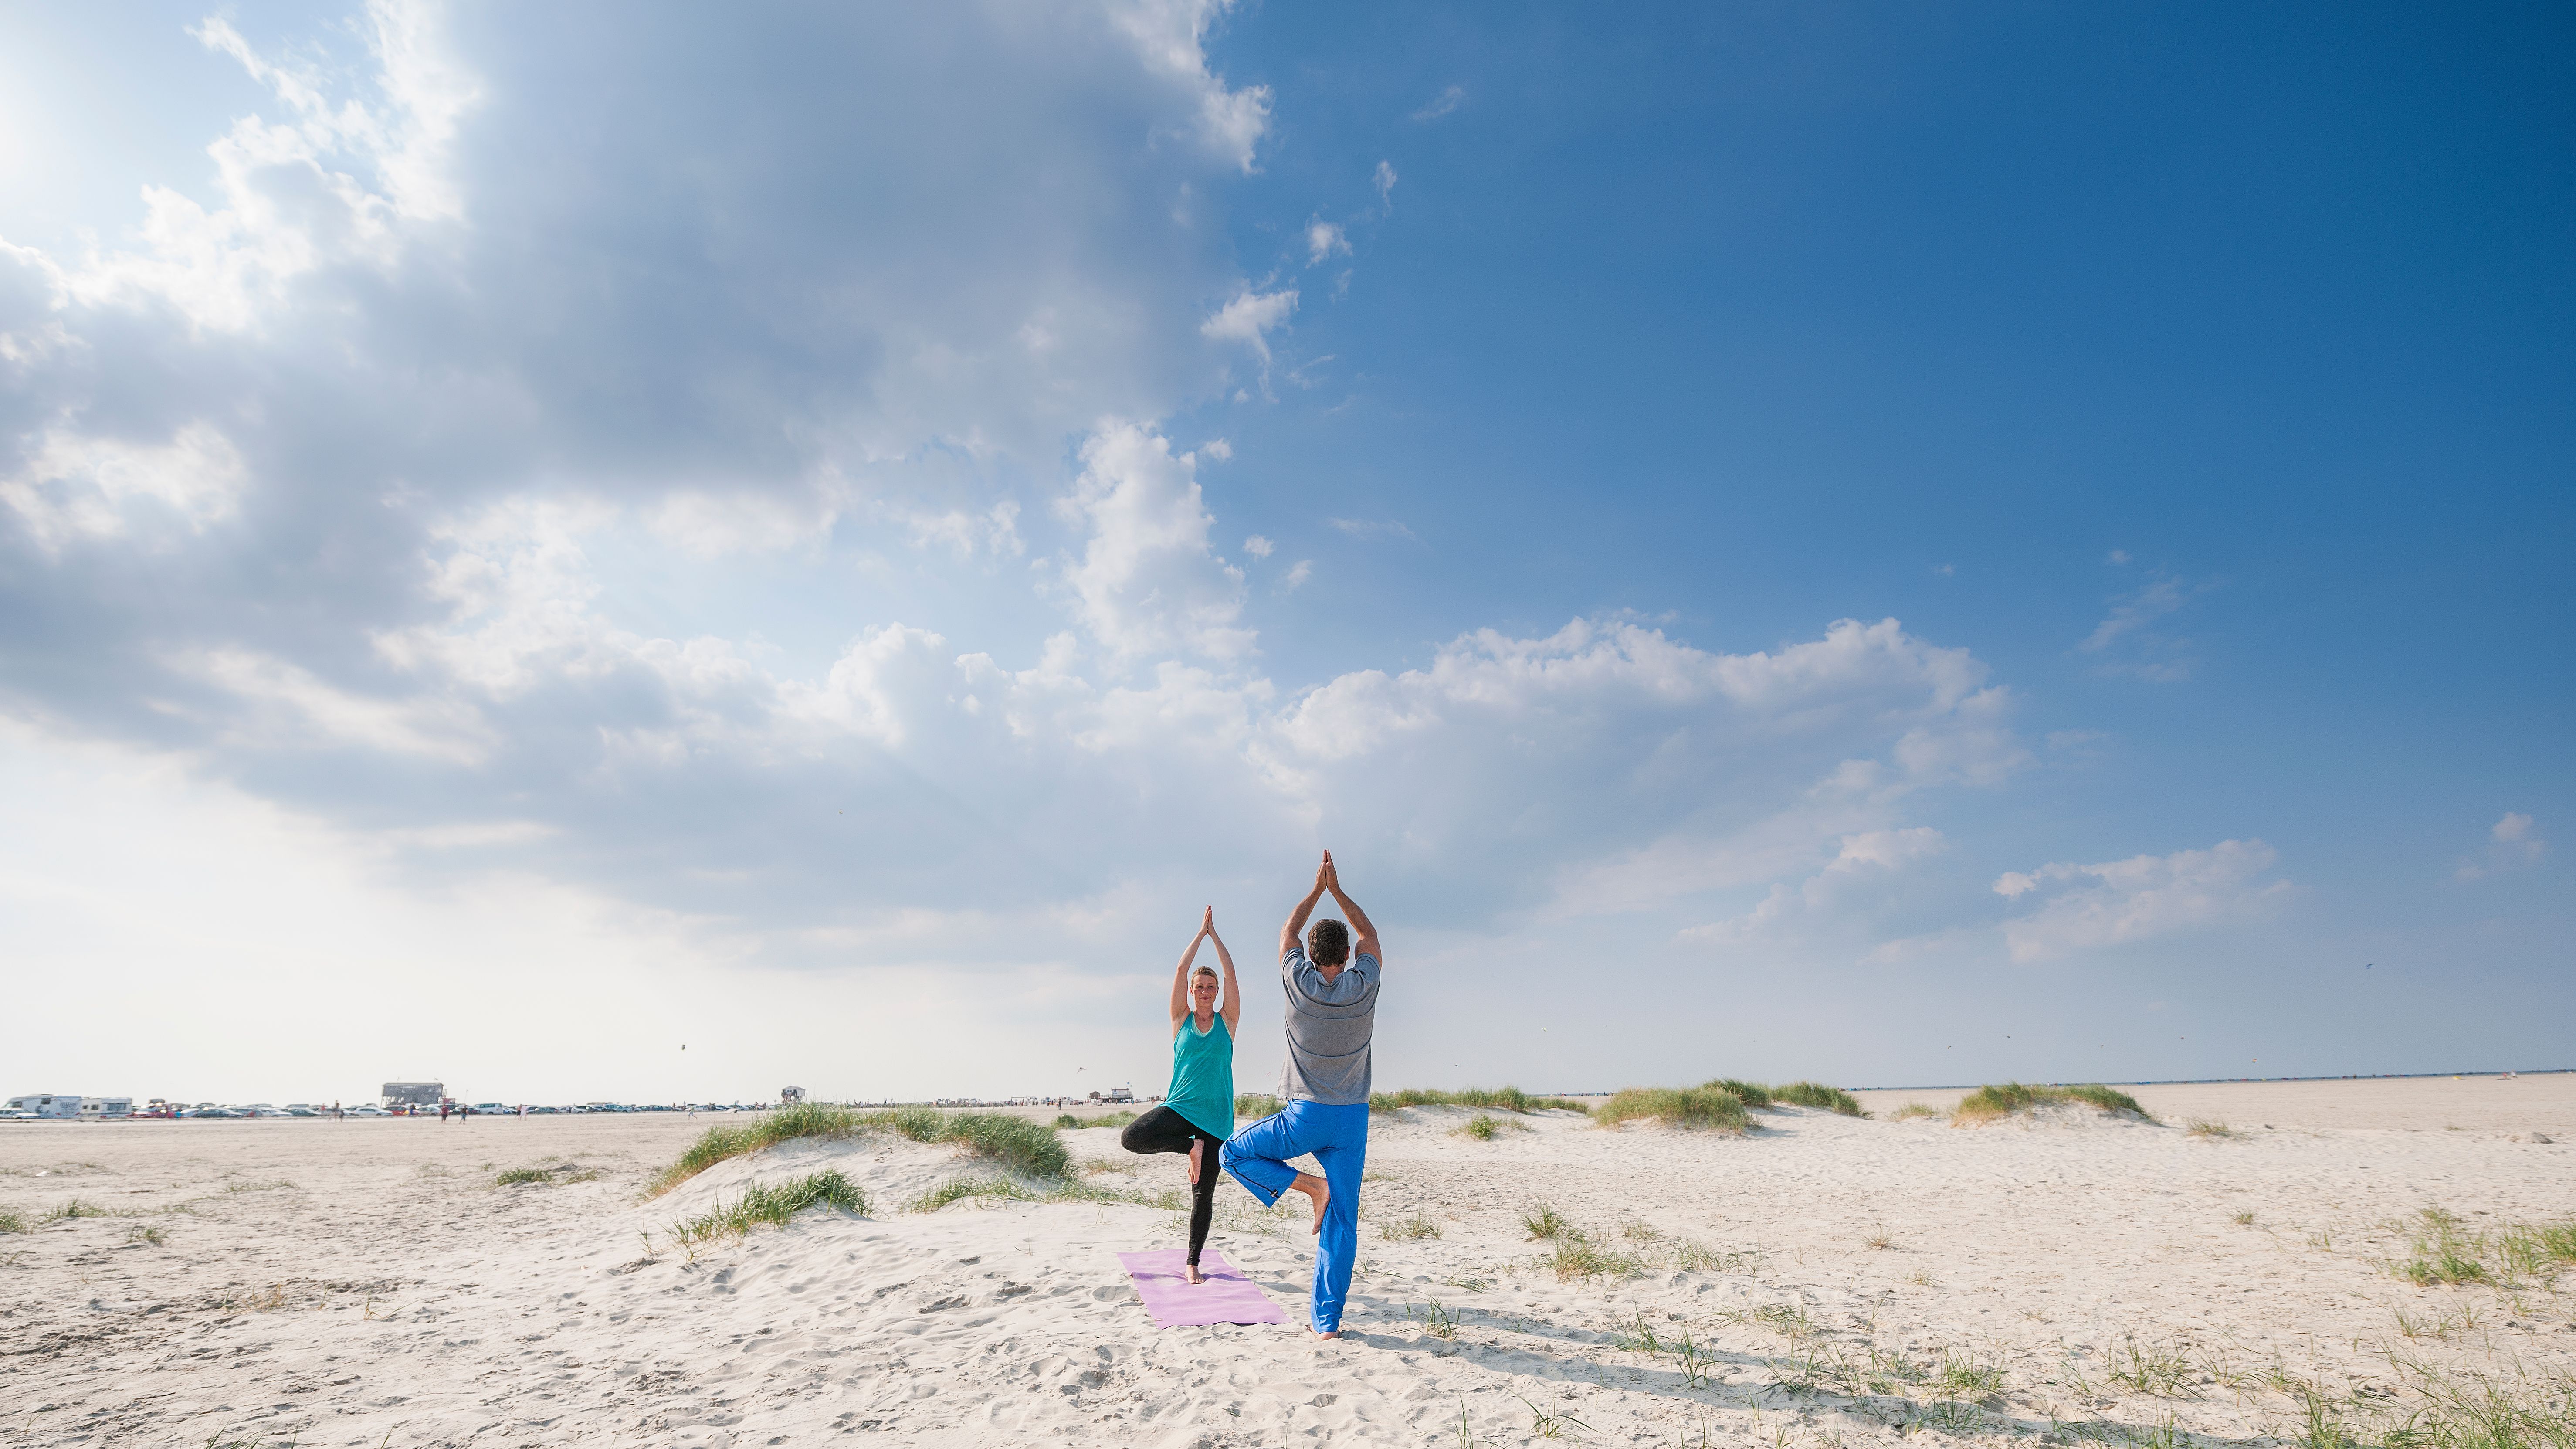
[3,1076,2569,1447]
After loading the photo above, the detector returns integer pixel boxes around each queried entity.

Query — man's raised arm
[1321,849,1380,964]
[1281,855,1329,960]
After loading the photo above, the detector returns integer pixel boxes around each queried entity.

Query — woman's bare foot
[1188,1139,1203,1185]
[1289,1172,1329,1235]
[1186,1263,1206,1285]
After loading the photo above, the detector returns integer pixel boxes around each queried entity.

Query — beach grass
[2398,1207,2576,1288]
[648,1102,869,1196]
[1892,1103,1940,1120]
[1595,1086,1750,1132]
[1379,1210,1443,1241]
[41,1198,106,1223]
[943,1113,1074,1178]
[2186,1118,2234,1138]
[670,1170,864,1244]
[1457,1113,1532,1141]
[1234,1093,1284,1119]
[650,1103,1070,1198]
[1547,1232,1644,1281]
[0,1207,24,1234]
[1952,1082,2154,1125]
[495,1166,554,1185]
[1702,1078,1775,1108]
[1052,1111,1137,1130]
[1522,1203,1572,1241]
[1773,1081,1865,1116]
[1369,1086,1592,1115]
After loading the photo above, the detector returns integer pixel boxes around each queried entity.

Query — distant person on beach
[1119,907,1239,1284]
[1222,850,1380,1338]
[439,1101,450,1123]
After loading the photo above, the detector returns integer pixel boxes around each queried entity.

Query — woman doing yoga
[1119,907,1239,1283]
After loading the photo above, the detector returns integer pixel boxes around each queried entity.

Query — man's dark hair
[1307,917,1350,967]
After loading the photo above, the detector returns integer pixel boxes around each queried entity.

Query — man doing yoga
[1221,849,1381,1338]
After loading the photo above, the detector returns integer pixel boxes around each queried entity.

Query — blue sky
[1,2,2566,1105]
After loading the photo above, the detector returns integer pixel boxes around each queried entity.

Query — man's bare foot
[1307,1327,1340,1339]
[1188,1139,1203,1186]
[1290,1172,1329,1235]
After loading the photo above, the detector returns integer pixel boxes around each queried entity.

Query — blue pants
[1221,1099,1369,1333]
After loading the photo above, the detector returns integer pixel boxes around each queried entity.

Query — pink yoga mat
[1115,1248,1286,1328]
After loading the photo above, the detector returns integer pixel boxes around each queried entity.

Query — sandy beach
[3,1076,2569,1447]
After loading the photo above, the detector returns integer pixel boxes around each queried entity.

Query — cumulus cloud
[1052,422,1252,664]
[1994,839,2288,963]
[1306,220,1351,265]
[2456,812,2546,880]
[1,422,247,550]
[1104,0,1271,172]
[0,6,2061,1000]
[1201,286,1298,362]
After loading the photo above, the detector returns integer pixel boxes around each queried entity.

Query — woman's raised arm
[1169,908,1211,1027]
[1209,916,1241,1032]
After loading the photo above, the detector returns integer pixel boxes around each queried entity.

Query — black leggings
[1120,1106,1226,1265]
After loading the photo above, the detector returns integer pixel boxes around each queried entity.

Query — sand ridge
[1,1079,2570,1446]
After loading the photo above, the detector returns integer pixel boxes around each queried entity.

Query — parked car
[472,1102,513,1116]
[344,1105,390,1118]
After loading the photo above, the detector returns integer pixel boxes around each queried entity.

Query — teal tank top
[1165,1014,1235,1140]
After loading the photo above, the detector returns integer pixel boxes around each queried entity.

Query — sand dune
[2,1077,2569,1446]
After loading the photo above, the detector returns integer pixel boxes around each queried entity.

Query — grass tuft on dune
[1952,1082,2154,1125]
[1702,1079,1774,1109]
[671,1170,865,1244]
[650,1103,1071,1198]
[1368,1086,1592,1116]
[1052,1111,1137,1130]
[1596,1086,1750,1133]
[1234,1093,1284,1119]
[1773,1081,1865,1116]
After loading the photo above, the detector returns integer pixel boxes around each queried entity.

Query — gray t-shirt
[1278,945,1381,1105]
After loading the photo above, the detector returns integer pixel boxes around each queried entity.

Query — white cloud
[1242,534,1273,558]
[1105,0,1272,173]
[1374,160,1398,210]
[47,2,479,332]
[182,647,497,765]
[1412,86,1464,121]
[1200,438,1232,462]
[2456,812,2546,880]
[1674,827,1948,950]
[1280,559,1312,590]
[1201,286,1298,362]
[0,421,248,549]
[1052,421,1252,663]
[2079,571,2213,681]
[1306,220,1351,265]
[2107,549,2131,565]
[1995,838,2287,963]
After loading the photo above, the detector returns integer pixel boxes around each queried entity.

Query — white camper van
[6,1094,81,1118]
[79,1097,135,1120]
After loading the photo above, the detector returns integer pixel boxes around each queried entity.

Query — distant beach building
[381,1081,445,1108]
[6,1094,82,1117]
